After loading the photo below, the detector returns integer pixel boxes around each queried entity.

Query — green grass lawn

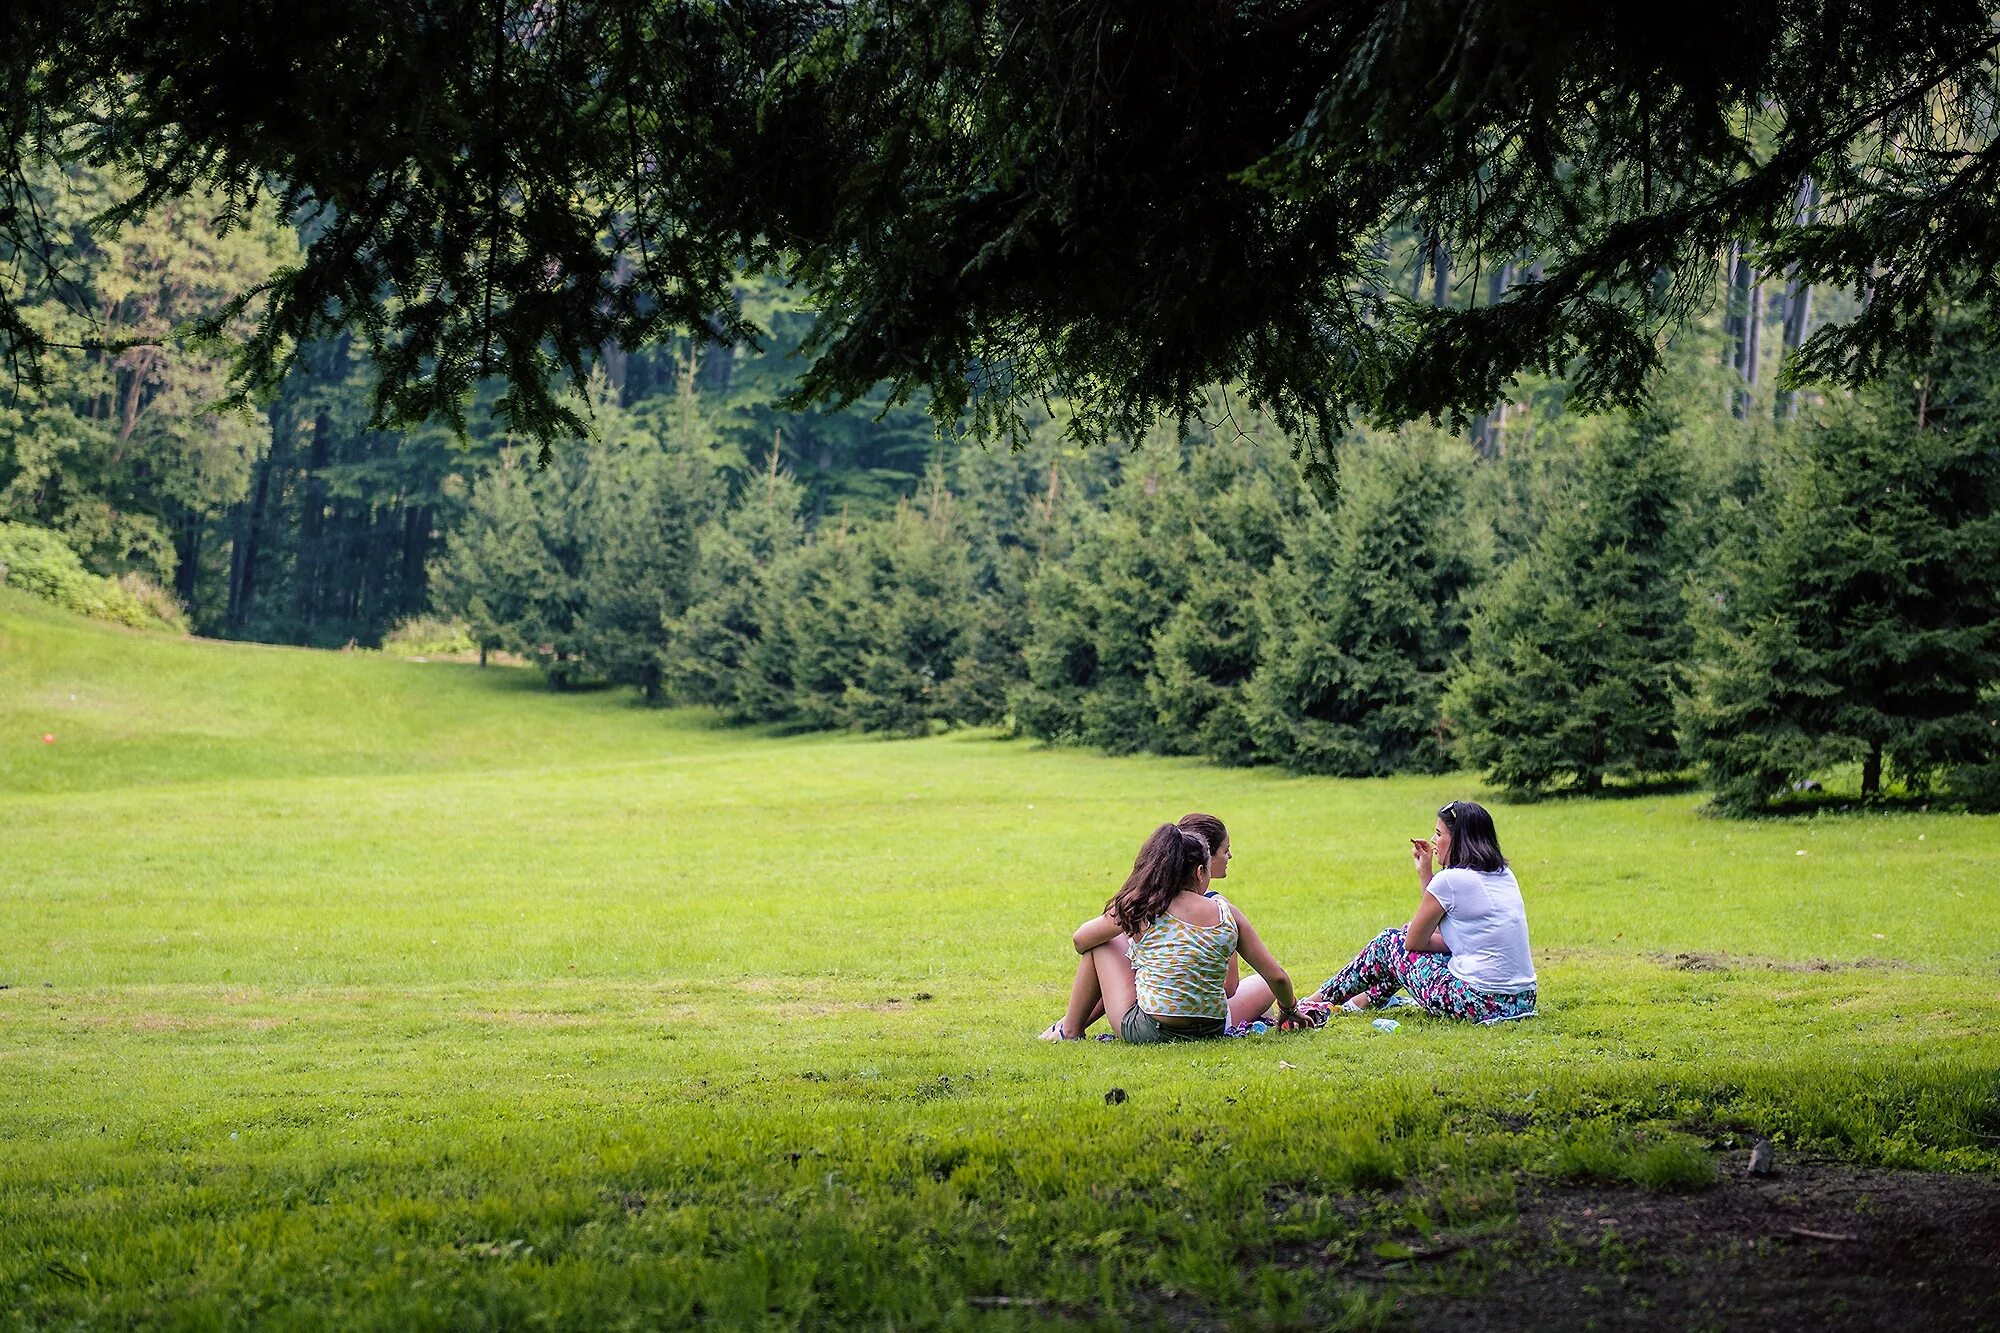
[4,586,1998,1330]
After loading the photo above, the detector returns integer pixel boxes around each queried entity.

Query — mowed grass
[3,586,1997,1330]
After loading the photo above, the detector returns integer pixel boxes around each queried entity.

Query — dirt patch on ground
[1401,1161,2000,1330]
[74,1013,287,1032]
[1660,950,1911,974]
[459,1009,596,1027]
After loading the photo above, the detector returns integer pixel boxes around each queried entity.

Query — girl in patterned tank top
[1042,823,1306,1043]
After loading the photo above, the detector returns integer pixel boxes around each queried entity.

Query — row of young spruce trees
[437,312,2000,815]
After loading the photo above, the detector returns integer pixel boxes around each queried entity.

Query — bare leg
[1228,974,1277,1026]
[1078,934,1128,1031]
[1088,943,1140,1038]
[1060,952,1101,1038]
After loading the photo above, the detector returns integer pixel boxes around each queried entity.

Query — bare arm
[1410,837,1436,892]
[1230,907,1300,1016]
[1073,912,1122,954]
[1403,890,1449,954]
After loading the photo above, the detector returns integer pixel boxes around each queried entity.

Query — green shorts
[1120,1005,1226,1044]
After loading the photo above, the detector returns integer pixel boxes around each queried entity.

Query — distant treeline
[0,162,943,650]
[5,163,1998,812]
[435,317,2000,814]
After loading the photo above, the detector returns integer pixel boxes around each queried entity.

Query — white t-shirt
[1426,866,1536,993]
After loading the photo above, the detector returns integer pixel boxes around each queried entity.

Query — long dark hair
[1438,800,1507,872]
[1107,823,1209,935]
[1176,812,1227,861]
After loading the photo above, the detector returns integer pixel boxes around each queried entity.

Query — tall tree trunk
[1470,263,1515,456]
[1725,244,1760,417]
[1776,277,1813,421]
[295,409,333,631]
[401,503,432,616]
[1774,179,1820,420]
[227,403,288,632]
[1861,740,1883,796]
[1720,242,1742,364]
[226,453,269,629]
[173,517,200,614]
[1743,272,1762,388]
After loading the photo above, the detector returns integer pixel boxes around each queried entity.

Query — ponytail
[1107,823,1209,935]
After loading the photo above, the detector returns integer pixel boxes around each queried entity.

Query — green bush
[0,522,179,631]
[114,572,190,635]
[381,615,479,659]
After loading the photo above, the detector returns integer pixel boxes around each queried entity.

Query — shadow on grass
[1495,774,1703,804]
[1730,790,1954,819]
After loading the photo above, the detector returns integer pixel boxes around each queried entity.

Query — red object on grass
[41,733,56,744]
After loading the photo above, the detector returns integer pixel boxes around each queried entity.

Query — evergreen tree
[24,1,2000,466]
[1013,453,1190,755]
[434,443,590,687]
[660,463,807,720]
[432,451,544,666]
[1145,434,1294,763]
[1011,556,1101,745]
[578,422,715,702]
[1686,313,2000,809]
[1244,430,1481,776]
[753,523,873,731]
[937,434,1104,729]
[840,482,976,736]
[1446,409,1693,793]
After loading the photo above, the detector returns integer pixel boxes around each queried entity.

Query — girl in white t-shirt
[1230,800,1538,1025]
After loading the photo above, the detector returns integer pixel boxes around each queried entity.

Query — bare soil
[1394,1159,2000,1331]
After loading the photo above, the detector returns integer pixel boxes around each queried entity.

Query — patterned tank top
[1129,895,1239,1020]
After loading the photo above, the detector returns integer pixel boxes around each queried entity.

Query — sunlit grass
[4,587,1997,1328]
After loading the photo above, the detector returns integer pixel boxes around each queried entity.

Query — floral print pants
[1317,928,1538,1024]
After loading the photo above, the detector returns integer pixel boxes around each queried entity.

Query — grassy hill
[3,588,1997,1329]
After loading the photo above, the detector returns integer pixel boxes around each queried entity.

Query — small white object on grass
[1371,1018,1400,1034]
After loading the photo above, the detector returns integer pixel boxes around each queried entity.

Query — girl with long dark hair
[1229,800,1538,1025]
[1043,821,1305,1042]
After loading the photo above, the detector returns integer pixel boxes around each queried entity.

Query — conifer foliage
[661,466,808,721]
[17,0,2000,468]
[436,406,711,691]
[1686,314,2000,810]
[1447,411,1693,794]
[1243,431,1481,776]
[579,436,713,702]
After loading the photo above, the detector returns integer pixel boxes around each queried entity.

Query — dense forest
[4,161,1998,812]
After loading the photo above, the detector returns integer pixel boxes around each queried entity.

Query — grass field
[4,586,1998,1329]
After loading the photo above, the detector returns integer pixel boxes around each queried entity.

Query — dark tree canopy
[7,0,2000,463]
